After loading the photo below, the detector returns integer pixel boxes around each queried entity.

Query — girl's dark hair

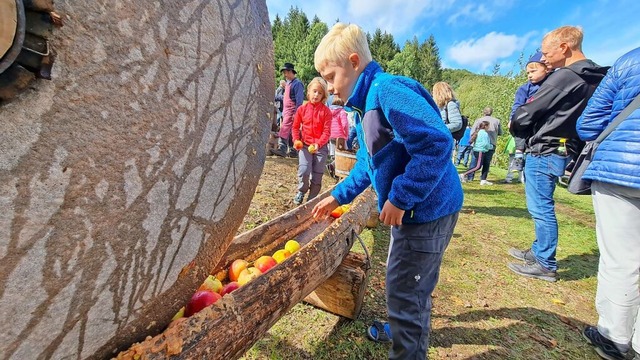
[470,121,490,144]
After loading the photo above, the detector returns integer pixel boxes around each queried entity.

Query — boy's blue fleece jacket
[332,61,463,224]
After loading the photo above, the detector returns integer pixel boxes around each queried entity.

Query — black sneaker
[326,163,336,179]
[270,147,287,157]
[507,261,558,282]
[293,192,304,205]
[508,247,536,262]
[583,326,629,360]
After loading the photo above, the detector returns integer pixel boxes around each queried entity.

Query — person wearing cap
[508,26,609,282]
[503,51,551,183]
[272,63,305,157]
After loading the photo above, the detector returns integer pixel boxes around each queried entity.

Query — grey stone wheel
[0,1,274,359]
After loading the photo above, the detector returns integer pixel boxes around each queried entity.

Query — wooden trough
[117,188,376,359]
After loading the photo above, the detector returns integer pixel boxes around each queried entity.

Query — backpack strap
[444,102,450,124]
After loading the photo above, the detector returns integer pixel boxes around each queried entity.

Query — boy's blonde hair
[308,77,329,103]
[543,26,583,51]
[431,82,457,108]
[314,23,373,72]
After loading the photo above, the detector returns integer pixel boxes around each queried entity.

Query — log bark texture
[117,189,376,359]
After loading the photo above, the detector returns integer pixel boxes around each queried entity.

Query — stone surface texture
[0,1,273,358]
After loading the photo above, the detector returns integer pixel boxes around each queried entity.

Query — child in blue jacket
[456,125,472,167]
[508,52,550,172]
[312,23,463,359]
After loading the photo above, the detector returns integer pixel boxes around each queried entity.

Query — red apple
[229,259,248,282]
[237,267,262,286]
[184,290,221,317]
[220,281,240,296]
[254,255,277,273]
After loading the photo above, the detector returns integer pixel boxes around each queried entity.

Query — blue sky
[266,0,640,74]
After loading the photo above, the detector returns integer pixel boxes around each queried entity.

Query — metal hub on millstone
[0,0,59,103]
[0,0,25,74]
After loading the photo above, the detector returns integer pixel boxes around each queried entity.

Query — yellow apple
[198,275,223,293]
[229,259,248,282]
[273,249,292,264]
[171,306,185,321]
[285,240,300,254]
[237,267,262,286]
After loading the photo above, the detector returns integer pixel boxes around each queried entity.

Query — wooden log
[304,251,371,320]
[366,209,380,228]
[116,189,375,360]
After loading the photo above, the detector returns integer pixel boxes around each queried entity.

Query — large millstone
[0,1,273,359]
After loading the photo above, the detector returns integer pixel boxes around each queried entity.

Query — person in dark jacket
[577,47,640,360]
[507,26,609,282]
[272,63,305,157]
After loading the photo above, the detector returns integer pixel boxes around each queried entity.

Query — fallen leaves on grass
[551,298,566,306]
[528,334,558,349]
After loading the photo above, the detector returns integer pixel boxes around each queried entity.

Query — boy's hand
[293,140,303,150]
[308,143,318,154]
[379,200,405,226]
[312,196,339,219]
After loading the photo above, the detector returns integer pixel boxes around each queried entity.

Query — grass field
[239,158,601,359]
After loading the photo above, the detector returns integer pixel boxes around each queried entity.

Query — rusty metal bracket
[23,35,49,56]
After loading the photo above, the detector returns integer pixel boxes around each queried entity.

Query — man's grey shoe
[508,247,536,262]
[508,261,558,282]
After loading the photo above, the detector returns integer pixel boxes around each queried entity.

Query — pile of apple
[330,204,350,218]
[172,239,301,321]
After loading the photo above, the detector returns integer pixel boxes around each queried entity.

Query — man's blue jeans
[524,153,570,271]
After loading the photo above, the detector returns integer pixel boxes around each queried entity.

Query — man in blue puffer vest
[311,23,463,360]
[577,47,640,360]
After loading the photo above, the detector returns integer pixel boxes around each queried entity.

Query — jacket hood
[566,59,610,84]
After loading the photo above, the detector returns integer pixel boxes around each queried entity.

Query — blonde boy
[312,23,463,359]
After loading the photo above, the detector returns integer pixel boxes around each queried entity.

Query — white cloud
[447,31,535,70]
[447,4,494,25]
[346,0,455,35]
